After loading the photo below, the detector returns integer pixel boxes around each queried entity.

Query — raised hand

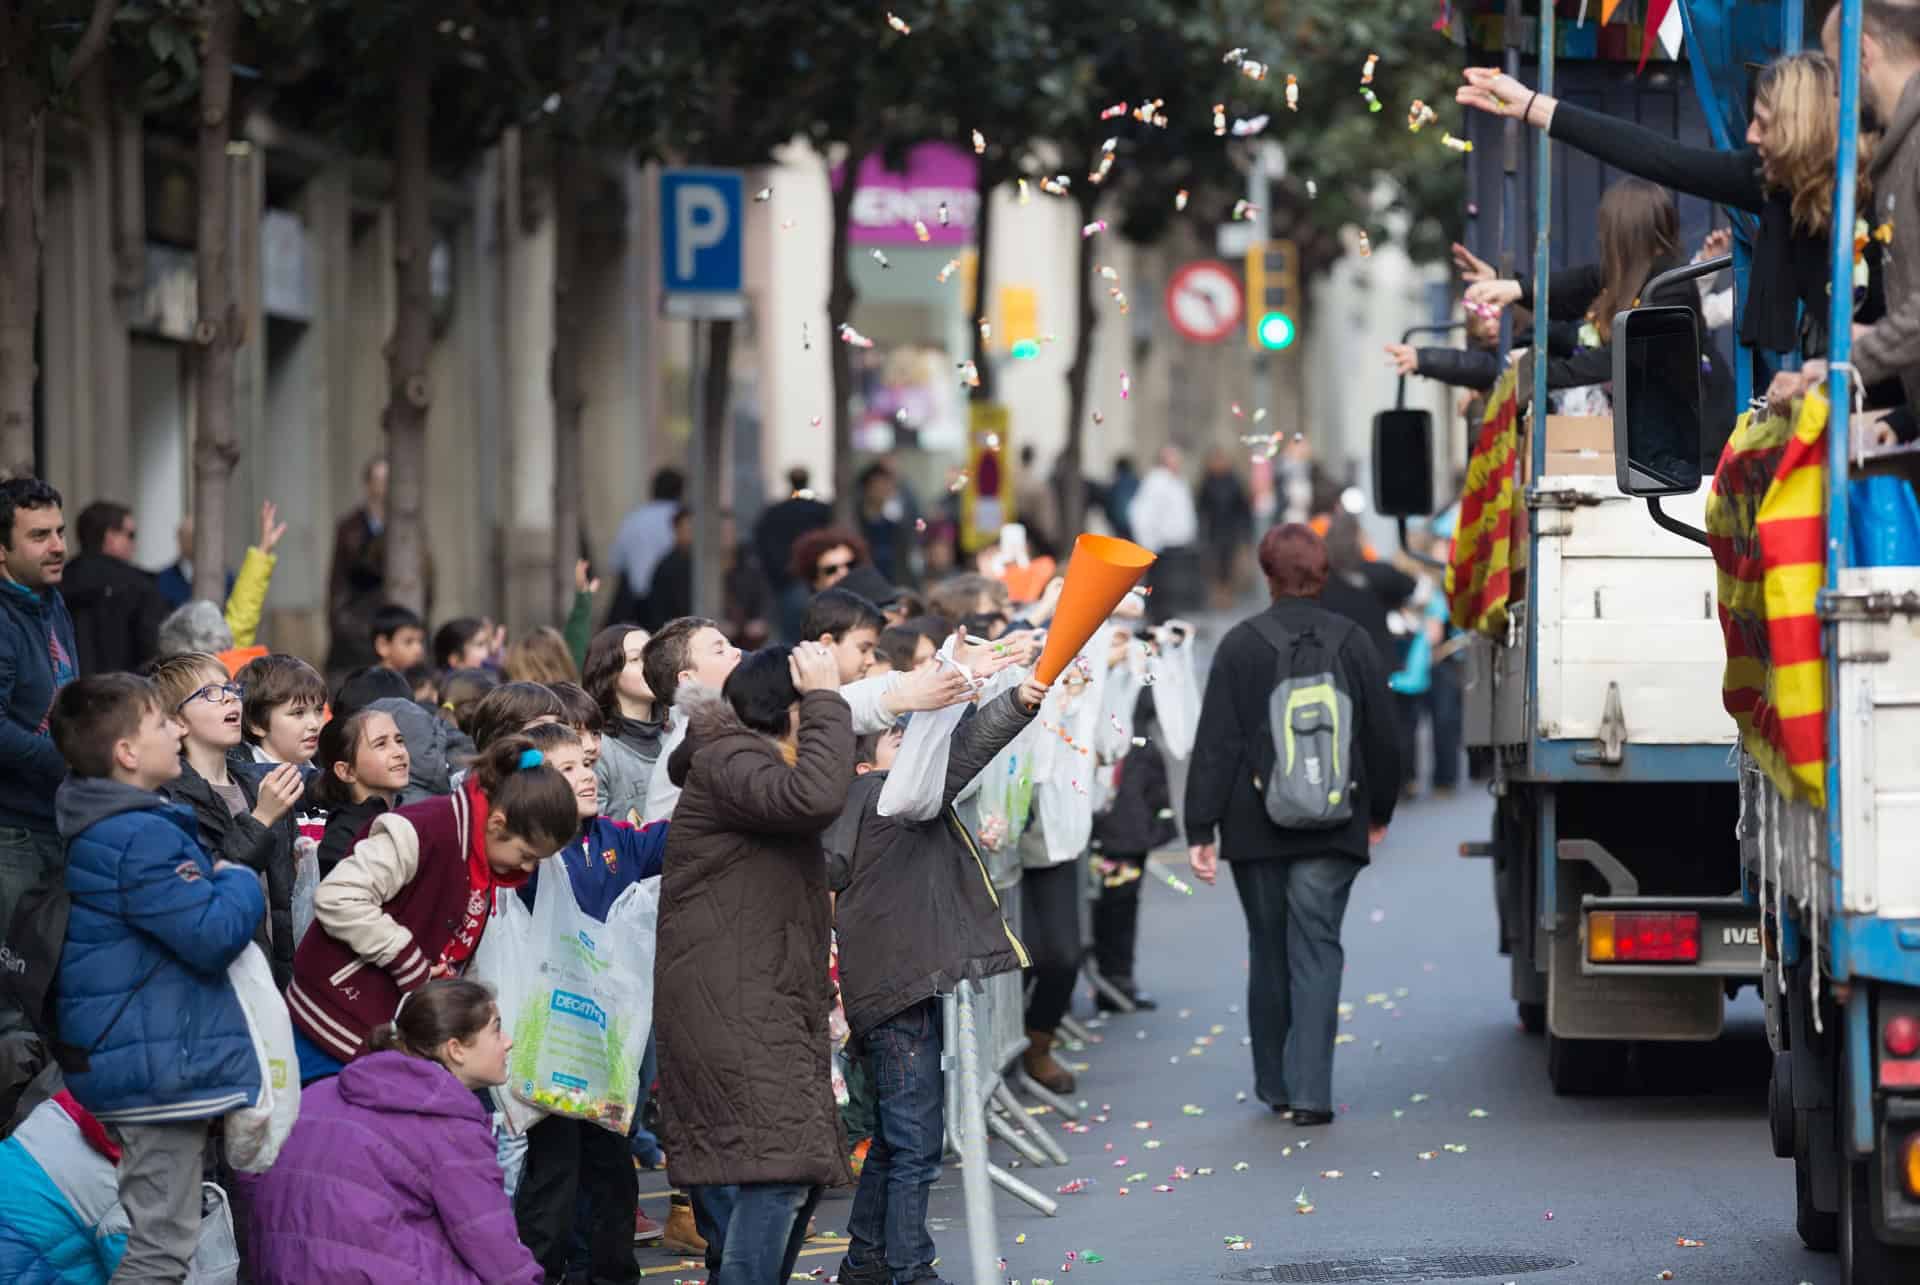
[1385,343,1419,376]
[575,558,601,595]
[1451,242,1496,285]
[259,501,287,555]
[1456,66,1536,121]
[788,641,841,694]
[251,762,305,828]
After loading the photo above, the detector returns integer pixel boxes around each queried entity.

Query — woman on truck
[1455,53,1886,412]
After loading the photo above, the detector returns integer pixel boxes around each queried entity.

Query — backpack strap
[1246,610,1355,660]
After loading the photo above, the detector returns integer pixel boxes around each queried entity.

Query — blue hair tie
[517,748,545,770]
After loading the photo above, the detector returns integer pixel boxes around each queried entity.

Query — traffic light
[1245,239,1300,350]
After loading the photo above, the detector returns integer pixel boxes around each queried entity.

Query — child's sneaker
[634,1208,665,1242]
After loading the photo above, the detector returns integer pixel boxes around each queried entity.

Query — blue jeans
[690,1181,822,1285]
[844,998,945,1282]
[1229,855,1362,1114]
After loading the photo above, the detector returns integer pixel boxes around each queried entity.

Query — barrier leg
[1013,1068,1081,1119]
[993,1080,1069,1166]
[1058,1013,1095,1045]
[952,982,1002,1285]
[1084,962,1137,1014]
[988,1162,1061,1216]
[986,1108,1052,1166]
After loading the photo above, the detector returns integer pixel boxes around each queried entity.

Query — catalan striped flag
[1704,392,1828,805]
[1445,365,1523,636]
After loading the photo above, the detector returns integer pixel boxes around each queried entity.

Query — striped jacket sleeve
[311,813,430,988]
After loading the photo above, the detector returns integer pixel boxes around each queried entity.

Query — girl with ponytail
[248,979,540,1284]
[286,734,579,1083]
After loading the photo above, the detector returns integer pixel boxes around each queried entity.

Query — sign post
[661,169,747,619]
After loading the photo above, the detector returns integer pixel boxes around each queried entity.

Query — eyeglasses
[178,682,243,712]
[816,559,855,578]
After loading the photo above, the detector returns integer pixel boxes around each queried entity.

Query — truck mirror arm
[1633,255,1729,544]
[1647,496,1710,548]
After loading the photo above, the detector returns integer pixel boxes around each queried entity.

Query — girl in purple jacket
[247,979,541,1285]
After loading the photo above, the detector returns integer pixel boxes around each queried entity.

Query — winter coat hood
[55,775,163,841]
[336,1049,486,1123]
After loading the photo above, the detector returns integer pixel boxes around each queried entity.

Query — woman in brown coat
[655,640,854,1285]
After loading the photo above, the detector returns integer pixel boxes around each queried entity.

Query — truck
[1372,3,1764,1097]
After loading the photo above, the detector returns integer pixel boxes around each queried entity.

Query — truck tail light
[1887,1016,1920,1058]
[1587,911,1701,964]
[1907,1135,1920,1199]
[1882,1014,1920,1087]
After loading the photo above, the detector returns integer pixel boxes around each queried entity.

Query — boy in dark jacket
[1090,686,1179,1011]
[826,678,1045,1285]
[50,673,266,1281]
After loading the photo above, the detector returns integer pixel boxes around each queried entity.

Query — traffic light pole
[1248,148,1271,395]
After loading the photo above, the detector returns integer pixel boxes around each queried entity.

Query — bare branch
[61,0,116,88]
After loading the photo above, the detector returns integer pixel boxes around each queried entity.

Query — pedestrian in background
[753,468,834,645]
[606,468,686,630]
[1196,448,1254,610]
[1185,523,1401,1127]
[61,501,171,677]
[325,457,391,676]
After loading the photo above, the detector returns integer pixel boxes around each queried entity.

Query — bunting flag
[1638,0,1685,72]
[1600,0,1623,25]
[1704,393,1828,805]
[1444,365,1523,636]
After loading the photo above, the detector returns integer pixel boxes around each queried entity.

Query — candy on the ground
[1182,1104,1205,1116]
[1410,1093,1430,1103]
[1233,1161,1251,1171]
[754,186,772,201]
[1469,1108,1490,1118]
[1676,1237,1704,1247]
[1320,1169,1344,1179]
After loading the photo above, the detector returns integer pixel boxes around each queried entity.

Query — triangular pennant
[1638,0,1676,71]
[1657,0,1685,58]
[1600,0,1623,24]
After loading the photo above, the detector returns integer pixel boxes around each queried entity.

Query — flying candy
[971,129,986,154]
[1408,99,1438,132]
[1239,59,1268,80]
[978,317,991,342]
[1357,230,1372,258]
[937,258,960,283]
[1175,188,1189,210]
[1306,179,1318,198]
[959,360,980,388]
[1232,115,1270,137]
[1018,178,1031,204]
[1286,74,1299,111]
[1040,175,1070,196]
[1119,372,1131,399]
[1232,200,1259,221]
[1441,132,1474,152]
[1131,98,1166,123]
[753,186,772,202]
[948,472,968,492]
[1091,409,1105,424]
[913,220,930,242]
[1082,220,1108,239]
[885,11,911,34]
[837,323,875,348]
[1097,265,1119,281]
[1090,153,1115,185]
[1222,46,1248,63]
[1100,101,1129,120]
[1362,52,1379,84]
[938,201,950,225]
[1361,87,1382,113]
[871,249,891,269]
[1213,103,1227,136]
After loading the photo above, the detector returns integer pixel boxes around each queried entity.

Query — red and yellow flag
[1445,366,1523,636]
[1704,392,1828,805]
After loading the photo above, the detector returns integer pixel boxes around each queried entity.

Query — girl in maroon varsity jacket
[287,735,581,1064]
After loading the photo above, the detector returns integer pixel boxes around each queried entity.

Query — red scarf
[437,778,532,976]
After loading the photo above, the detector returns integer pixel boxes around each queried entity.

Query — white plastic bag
[470,886,545,1136]
[222,944,299,1173]
[879,639,983,822]
[288,835,320,950]
[1148,626,1201,760]
[508,871,657,1135]
[1031,633,1111,865]
[184,1182,239,1285]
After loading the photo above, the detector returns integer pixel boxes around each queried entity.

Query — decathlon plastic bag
[878,641,978,822]
[222,944,299,1172]
[1030,633,1110,866]
[470,886,545,1135]
[508,870,657,1135]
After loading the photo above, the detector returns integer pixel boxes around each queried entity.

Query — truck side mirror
[1611,305,1704,497]
[1372,408,1435,518]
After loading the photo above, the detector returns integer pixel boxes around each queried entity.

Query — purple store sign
[834,142,979,247]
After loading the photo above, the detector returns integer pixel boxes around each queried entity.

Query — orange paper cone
[1032,534,1156,685]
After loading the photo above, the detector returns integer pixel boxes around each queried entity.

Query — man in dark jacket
[325,457,389,677]
[0,478,78,1037]
[62,501,172,677]
[1184,522,1401,1128]
[823,685,1040,1285]
[753,468,833,643]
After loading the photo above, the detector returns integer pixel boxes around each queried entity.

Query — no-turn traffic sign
[1164,260,1244,344]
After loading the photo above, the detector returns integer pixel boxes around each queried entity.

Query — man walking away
[1183,522,1401,1127]
[326,457,391,676]
[754,468,834,644]
[608,468,688,628]
[1128,446,1202,620]
[0,479,78,1037]
[62,502,172,676]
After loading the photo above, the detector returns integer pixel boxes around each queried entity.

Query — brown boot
[1024,1028,1077,1093]
[662,1193,707,1256]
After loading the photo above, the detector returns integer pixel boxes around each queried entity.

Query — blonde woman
[502,625,579,685]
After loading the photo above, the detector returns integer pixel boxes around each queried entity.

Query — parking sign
[660,168,746,319]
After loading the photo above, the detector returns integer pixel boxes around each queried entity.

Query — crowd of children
[5,552,1196,1285]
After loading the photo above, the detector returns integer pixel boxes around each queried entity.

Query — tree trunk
[1060,186,1100,541]
[0,5,40,479]
[550,136,585,613]
[190,0,239,603]
[693,318,732,619]
[969,162,997,402]
[383,50,433,616]
[826,138,869,520]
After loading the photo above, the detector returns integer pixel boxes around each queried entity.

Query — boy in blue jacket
[512,720,668,1285]
[49,673,266,1282]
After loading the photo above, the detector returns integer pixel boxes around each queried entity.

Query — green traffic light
[1257,311,1296,350]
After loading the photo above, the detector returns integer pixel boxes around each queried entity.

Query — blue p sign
[660,169,744,298]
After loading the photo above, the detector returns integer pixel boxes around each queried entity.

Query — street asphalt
[633,606,1834,1284]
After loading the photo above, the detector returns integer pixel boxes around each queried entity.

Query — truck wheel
[1796,1148,1838,1252]
[1769,1053,1796,1159]
[1547,1033,1631,1095]
[1517,1001,1545,1036]
[1841,1156,1920,1280]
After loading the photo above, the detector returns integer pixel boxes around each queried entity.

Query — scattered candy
[1232,199,1259,220]
[1055,1178,1093,1194]
[1408,100,1438,132]
[1676,1237,1704,1248]
[1361,86,1382,112]
[1232,1161,1250,1171]
[1469,1108,1489,1118]
[1153,1184,1175,1193]
[1410,1093,1429,1103]
[1362,52,1379,83]
[1100,101,1129,120]
[1235,1091,1248,1102]
[1175,188,1189,211]
[1181,1104,1205,1116]
[1239,58,1268,80]
[1225,1235,1254,1252]
[1119,372,1131,399]
[1443,1143,1468,1154]
[971,129,986,154]
[937,258,961,284]
[885,11,911,34]
[1286,74,1299,111]
[1357,230,1372,257]
[1544,1212,1555,1221]
[978,317,991,342]
[1442,132,1474,152]
[753,186,772,202]
[1320,1169,1344,1179]
[1018,178,1031,204]
[913,219,930,242]
[1144,1139,1162,1149]
[1213,103,1227,136]
[837,323,874,348]
[1418,1151,1438,1160]
[959,360,980,388]
[1081,220,1108,239]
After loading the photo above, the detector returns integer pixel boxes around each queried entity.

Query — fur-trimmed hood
[666,685,792,787]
